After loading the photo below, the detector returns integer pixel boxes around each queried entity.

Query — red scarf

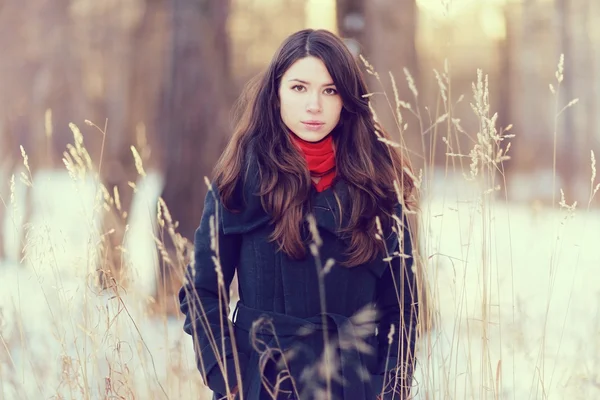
[291,134,336,192]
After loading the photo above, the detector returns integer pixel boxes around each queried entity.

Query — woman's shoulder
[217,148,270,235]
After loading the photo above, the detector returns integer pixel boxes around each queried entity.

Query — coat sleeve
[178,187,248,396]
[373,207,419,399]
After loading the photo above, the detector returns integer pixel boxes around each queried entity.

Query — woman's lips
[301,121,325,131]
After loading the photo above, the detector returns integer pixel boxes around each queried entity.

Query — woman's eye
[324,88,338,95]
[292,85,306,92]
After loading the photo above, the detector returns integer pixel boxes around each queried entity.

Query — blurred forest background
[1,0,598,253]
[1,1,600,398]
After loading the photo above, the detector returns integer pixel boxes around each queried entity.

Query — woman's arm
[374,209,419,399]
[178,187,247,396]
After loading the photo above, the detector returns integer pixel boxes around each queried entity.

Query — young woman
[178,29,419,400]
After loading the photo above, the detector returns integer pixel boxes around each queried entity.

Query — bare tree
[68,1,153,287]
[336,0,365,56]
[127,0,170,170]
[558,0,594,200]
[337,0,430,332]
[157,0,233,306]
[497,4,514,179]
[556,0,575,197]
[0,0,74,261]
[592,0,600,166]
[0,0,156,278]
[338,0,420,163]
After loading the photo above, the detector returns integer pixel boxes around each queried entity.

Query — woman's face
[278,56,343,142]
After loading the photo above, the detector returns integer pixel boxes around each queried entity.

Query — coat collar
[309,178,352,242]
[219,163,271,235]
[219,173,354,240]
[217,149,396,247]
[310,180,400,252]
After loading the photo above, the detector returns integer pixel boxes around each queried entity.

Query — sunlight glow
[481,5,506,40]
[417,0,508,40]
[305,0,337,32]
[417,0,504,18]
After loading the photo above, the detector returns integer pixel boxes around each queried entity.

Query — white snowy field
[413,173,600,400]
[1,169,599,400]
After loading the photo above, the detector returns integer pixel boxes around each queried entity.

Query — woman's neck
[289,133,336,192]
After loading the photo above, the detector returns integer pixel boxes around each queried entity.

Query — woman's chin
[292,129,331,143]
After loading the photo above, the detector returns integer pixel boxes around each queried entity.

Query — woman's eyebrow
[288,78,336,87]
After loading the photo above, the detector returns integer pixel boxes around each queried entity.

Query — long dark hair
[213,29,415,267]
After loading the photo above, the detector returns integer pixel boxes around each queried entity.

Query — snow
[1,168,599,399]
[412,170,600,399]
[0,170,208,400]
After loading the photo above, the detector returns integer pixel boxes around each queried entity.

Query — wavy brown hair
[213,29,415,267]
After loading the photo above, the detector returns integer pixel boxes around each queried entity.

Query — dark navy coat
[178,155,419,400]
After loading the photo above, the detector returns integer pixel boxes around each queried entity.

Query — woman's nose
[306,93,322,113]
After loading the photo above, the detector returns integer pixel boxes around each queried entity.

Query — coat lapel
[310,179,352,244]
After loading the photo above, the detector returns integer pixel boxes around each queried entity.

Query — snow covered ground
[413,172,600,399]
[1,169,599,399]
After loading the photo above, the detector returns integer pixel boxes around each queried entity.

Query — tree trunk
[94,2,147,289]
[564,0,592,202]
[335,0,366,57]
[363,0,420,159]
[337,0,420,156]
[0,0,75,262]
[592,0,600,173]
[509,0,556,202]
[497,5,514,180]
[556,0,575,199]
[337,0,430,331]
[157,0,232,308]
[127,0,170,172]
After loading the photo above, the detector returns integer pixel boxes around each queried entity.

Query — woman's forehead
[282,57,335,85]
